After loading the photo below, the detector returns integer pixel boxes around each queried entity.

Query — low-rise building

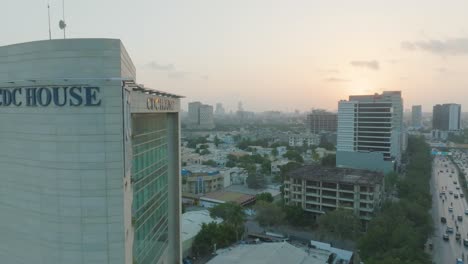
[271,159,290,174]
[284,165,384,223]
[200,190,256,208]
[289,133,321,147]
[182,166,224,195]
[207,241,352,264]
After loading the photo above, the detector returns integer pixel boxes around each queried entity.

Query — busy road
[431,152,468,264]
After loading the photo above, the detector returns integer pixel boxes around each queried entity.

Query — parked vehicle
[441,217,447,223]
[458,215,463,221]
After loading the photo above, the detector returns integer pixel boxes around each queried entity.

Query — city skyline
[2,1,468,112]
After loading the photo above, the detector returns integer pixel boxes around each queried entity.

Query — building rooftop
[207,242,332,264]
[201,191,255,206]
[288,165,384,185]
[181,210,222,242]
[124,80,183,98]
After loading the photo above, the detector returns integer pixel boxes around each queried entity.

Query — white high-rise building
[337,91,403,173]
[433,103,461,131]
[187,102,215,129]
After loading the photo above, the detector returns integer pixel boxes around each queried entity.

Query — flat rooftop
[288,165,384,185]
[207,242,331,264]
[201,191,255,206]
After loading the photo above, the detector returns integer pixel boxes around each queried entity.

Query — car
[464,238,468,246]
[443,234,449,241]
[456,258,464,264]
[454,181,458,185]
[447,226,454,233]
[450,190,454,195]
[456,186,460,190]
[461,193,465,198]
[441,217,447,223]
[456,232,461,240]
[465,209,468,215]
[458,215,463,221]
[455,194,459,199]
[449,207,454,212]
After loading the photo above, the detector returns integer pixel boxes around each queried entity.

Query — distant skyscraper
[306,110,337,133]
[238,101,243,111]
[188,101,215,129]
[411,105,422,128]
[337,91,403,173]
[215,103,226,116]
[433,103,461,131]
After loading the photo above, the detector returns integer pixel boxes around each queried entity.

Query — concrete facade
[0,39,181,264]
[337,91,403,173]
[283,165,384,222]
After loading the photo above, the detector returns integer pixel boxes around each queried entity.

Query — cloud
[146,61,193,80]
[350,60,379,70]
[147,61,175,71]
[401,38,468,55]
[323,77,350,82]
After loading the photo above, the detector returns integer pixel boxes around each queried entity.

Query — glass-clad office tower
[0,39,182,264]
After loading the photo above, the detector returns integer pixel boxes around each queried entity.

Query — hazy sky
[2,0,468,112]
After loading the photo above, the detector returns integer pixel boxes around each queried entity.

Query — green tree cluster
[255,192,274,203]
[358,136,433,264]
[283,150,304,163]
[202,159,217,167]
[320,154,336,167]
[209,202,246,240]
[187,137,208,148]
[237,139,269,150]
[319,136,335,151]
[255,201,285,227]
[192,222,237,256]
[283,205,311,227]
[317,208,360,240]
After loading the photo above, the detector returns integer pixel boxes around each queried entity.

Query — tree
[247,172,264,189]
[261,160,272,175]
[321,154,336,167]
[255,201,285,227]
[202,159,217,167]
[209,202,246,240]
[358,136,433,264]
[214,136,221,147]
[226,160,236,168]
[187,137,208,148]
[256,192,274,203]
[319,136,335,151]
[317,208,361,240]
[200,149,211,155]
[192,222,237,256]
[284,205,310,226]
[283,150,304,163]
[271,148,278,157]
[277,162,302,182]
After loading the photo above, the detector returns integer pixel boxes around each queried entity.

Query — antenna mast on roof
[47,3,52,40]
[58,0,67,39]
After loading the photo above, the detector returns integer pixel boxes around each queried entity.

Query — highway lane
[432,154,468,264]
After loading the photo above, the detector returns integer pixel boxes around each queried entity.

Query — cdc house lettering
[0,86,101,107]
